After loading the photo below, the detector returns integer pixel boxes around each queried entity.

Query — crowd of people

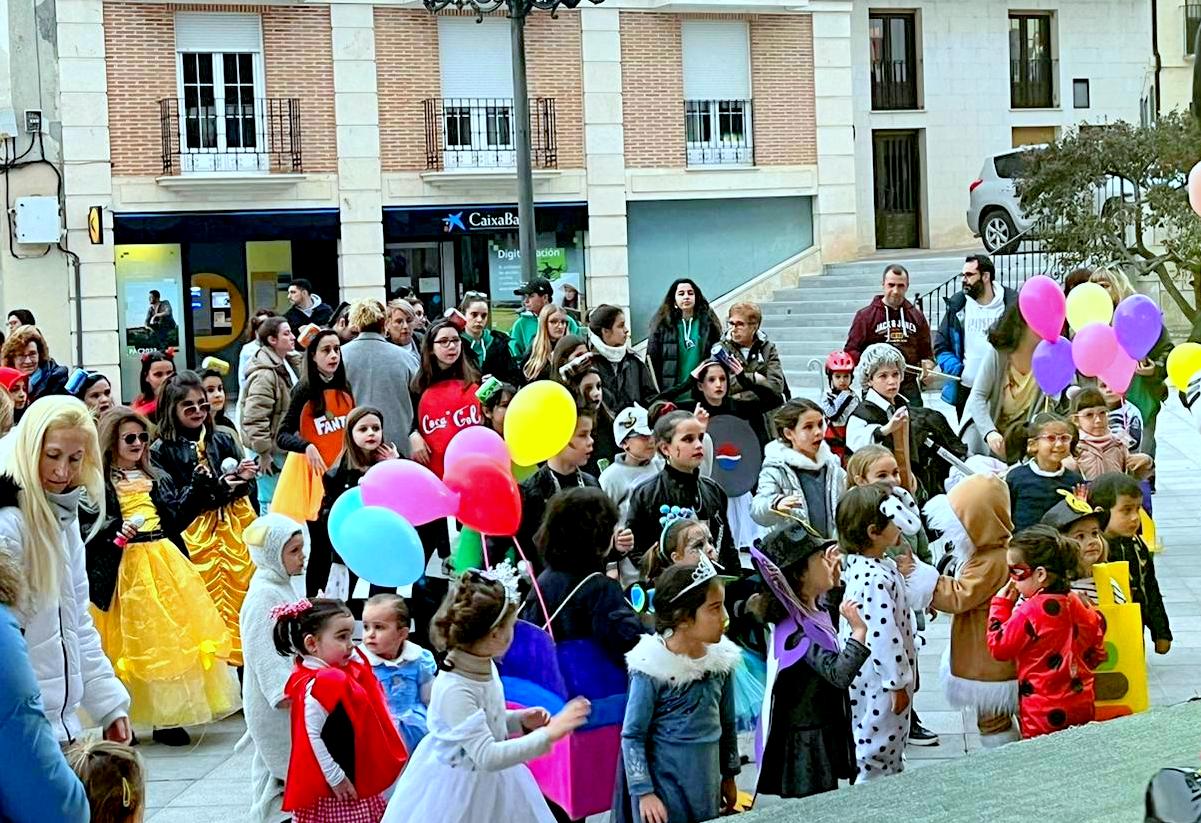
[0,258,1179,823]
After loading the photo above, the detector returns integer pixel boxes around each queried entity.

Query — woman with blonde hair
[0,395,131,743]
[522,303,570,382]
[1090,267,1171,456]
[1,325,68,401]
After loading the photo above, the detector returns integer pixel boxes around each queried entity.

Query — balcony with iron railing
[1186,2,1201,54]
[423,97,557,171]
[685,99,753,166]
[870,59,918,110]
[1010,57,1057,109]
[159,97,301,175]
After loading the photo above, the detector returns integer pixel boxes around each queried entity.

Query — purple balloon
[1072,323,1120,378]
[1032,336,1075,395]
[1113,294,1163,362]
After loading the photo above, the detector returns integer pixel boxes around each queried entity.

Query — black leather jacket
[625,464,739,572]
[150,428,256,526]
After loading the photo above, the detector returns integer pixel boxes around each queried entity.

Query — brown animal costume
[906,474,1019,744]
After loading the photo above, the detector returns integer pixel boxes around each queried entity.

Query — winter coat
[719,332,789,406]
[589,339,659,413]
[341,332,416,456]
[27,359,69,402]
[751,441,846,534]
[276,380,355,469]
[283,294,334,339]
[646,310,722,399]
[0,477,131,741]
[933,287,1018,405]
[518,568,648,668]
[1074,433,1153,482]
[0,596,91,822]
[986,592,1106,739]
[241,346,300,460]
[515,467,600,576]
[1107,534,1171,643]
[625,464,739,573]
[462,329,522,387]
[151,428,257,523]
[844,296,933,398]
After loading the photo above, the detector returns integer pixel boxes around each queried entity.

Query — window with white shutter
[682,20,753,166]
[173,13,268,173]
[436,18,516,168]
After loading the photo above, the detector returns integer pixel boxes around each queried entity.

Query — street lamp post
[423,0,602,283]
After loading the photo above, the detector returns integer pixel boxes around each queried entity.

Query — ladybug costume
[986,592,1107,739]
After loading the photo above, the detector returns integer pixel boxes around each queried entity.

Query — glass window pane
[183,54,197,84]
[224,53,236,79]
[198,54,213,84]
[239,53,252,79]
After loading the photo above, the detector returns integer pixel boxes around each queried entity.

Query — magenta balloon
[1099,351,1138,394]
[1019,276,1067,342]
[360,459,459,525]
[1112,294,1163,362]
[1032,336,1076,395]
[444,425,511,474]
[1071,323,1120,378]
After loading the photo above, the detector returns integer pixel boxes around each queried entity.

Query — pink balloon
[1019,275,1067,342]
[360,460,459,525]
[444,425,511,474]
[1071,323,1120,378]
[1189,161,1201,218]
[1099,351,1138,394]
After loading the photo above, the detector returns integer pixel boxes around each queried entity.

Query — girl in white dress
[382,562,590,823]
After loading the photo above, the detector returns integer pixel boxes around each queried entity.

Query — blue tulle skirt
[733,647,766,733]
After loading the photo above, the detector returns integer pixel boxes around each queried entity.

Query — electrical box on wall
[0,109,17,139]
[13,197,62,244]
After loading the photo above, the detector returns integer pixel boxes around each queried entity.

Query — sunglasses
[1007,564,1034,581]
[178,400,211,414]
[121,432,150,445]
[463,290,489,300]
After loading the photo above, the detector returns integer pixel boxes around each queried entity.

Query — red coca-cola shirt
[417,379,481,478]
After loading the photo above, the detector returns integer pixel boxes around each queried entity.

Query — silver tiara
[671,552,719,602]
[479,559,521,607]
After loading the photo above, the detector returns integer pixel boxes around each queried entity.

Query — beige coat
[240,346,299,459]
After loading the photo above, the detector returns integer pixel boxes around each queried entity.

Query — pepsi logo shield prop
[707,414,762,497]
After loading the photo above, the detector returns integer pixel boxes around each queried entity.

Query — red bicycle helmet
[825,350,855,373]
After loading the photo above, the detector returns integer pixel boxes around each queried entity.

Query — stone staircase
[764,254,968,394]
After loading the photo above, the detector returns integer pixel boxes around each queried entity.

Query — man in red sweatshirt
[844,263,935,406]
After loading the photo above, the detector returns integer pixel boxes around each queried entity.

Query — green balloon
[452,527,485,573]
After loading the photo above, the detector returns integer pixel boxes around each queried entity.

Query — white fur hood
[625,634,742,686]
[761,439,841,473]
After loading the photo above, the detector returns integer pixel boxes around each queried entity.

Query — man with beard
[934,254,1017,421]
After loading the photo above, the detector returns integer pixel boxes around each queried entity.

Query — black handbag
[1146,768,1201,823]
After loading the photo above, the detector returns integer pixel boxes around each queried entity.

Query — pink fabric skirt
[294,794,387,823]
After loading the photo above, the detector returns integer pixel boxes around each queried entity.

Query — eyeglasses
[121,432,150,446]
[178,400,211,414]
[1008,564,1034,581]
[1037,434,1074,445]
[433,337,461,348]
[727,320,755,329]
[13,352,38,363]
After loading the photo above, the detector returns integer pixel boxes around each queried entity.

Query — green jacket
[508,311,581,359]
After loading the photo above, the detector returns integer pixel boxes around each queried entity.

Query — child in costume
[904,474,1020,747]
[601,404,659,524]
[276,598,406,823]
[87,406,239,747]
[751,522,869,799]
[361,593,436,752]
[613,558,741,823]
[383,564,591,823]
[240,513,309,823]
[151,371,259,666]
[1040,492,1126,605]
[1091,472,1172,654]
[986,525,1106,739]
[200,368,240,445]
[1004,413,1085,531]
[1071,388,1153,482]
[821,350,858,466]
[752,398,846,536]
[834,483,924,779]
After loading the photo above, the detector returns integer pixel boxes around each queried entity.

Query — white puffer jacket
[0,480,130,741]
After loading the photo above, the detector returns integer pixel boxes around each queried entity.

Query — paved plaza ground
[141,398,1201,821]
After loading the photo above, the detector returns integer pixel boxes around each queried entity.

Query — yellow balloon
[504,380,578,466]
[1065,282,1114,332]
[1166,342,1201,390]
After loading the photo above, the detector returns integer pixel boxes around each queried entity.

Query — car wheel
[981,209,1016,252]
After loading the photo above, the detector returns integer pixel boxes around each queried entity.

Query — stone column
[332,4,385,303]
[811,1,858,263]
[580,7,629,310]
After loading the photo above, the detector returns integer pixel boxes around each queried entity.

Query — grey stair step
[772,285,948,301]
[762,300,882,315]
[758,325,859,340]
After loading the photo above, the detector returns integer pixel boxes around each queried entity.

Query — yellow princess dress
[91,471,241,727]
[181,432,258,667]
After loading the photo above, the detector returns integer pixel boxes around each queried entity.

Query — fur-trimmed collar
[762,439,841,473]
[925,493,975,566]
[625,634,742,686]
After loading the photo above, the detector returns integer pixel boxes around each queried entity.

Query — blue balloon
[332,505,425,587]
[327,487,364,548]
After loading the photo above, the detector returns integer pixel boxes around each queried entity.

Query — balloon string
[481,531,492,570]
[510,535,554,643]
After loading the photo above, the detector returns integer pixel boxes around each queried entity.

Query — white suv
[966,147,1042,252]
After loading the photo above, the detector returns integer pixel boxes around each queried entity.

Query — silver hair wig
[853,343,906,393]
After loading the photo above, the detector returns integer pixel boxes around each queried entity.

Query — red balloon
[444,454,522,536]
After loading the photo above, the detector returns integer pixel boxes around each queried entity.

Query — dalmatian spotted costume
[838,488,923,780]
